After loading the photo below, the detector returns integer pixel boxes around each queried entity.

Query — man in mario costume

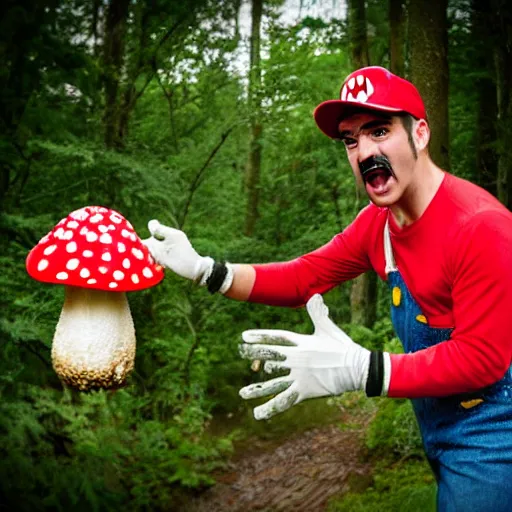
[144,67,512,511]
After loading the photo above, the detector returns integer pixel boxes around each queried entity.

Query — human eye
[372,127,389,138]
[341,137,357,149]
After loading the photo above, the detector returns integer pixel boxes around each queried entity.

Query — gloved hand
[142,220,213,283]
[238,294,371,420]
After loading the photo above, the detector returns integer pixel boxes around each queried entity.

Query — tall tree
[347,0,377,328]
[244,0,264,236]
[389,0,405,76]
[102,0,130,149]
[492,0,512,207]
[471,0,498,195]
[408,0,450,170]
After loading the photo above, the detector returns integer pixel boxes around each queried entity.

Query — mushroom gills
[52,286,136,391]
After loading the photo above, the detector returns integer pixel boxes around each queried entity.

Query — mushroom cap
[26,206,164,292]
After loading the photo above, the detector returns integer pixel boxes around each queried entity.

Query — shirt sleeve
[248,206,377,307]
[389,210,512,397]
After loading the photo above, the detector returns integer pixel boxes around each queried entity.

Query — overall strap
[384,217,397,274]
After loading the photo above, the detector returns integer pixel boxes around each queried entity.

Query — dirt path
[188,407,375,512]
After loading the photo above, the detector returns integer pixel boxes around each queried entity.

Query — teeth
[347,92,356,101]
[348,77,355,89]
[357,91,368,102]
[341,84,347,100]
[366,77,374,96]
[357,75,364,86]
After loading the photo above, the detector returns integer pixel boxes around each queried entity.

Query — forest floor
[186,398,377,512]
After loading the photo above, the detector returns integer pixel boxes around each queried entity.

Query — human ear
[414,119,430,151]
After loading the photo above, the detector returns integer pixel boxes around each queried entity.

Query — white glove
[142,220,213,283]
[239,294,371,420]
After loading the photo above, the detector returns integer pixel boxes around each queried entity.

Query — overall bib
[384,219,512,511]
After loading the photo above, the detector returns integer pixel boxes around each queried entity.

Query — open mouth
[363,166,392,188]
[359,156,395,193]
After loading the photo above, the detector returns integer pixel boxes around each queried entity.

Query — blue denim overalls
[384,219,512,511]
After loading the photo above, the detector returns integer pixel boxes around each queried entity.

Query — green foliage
[328,460,436,512]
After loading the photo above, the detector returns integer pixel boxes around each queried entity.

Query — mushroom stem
[52,286,136,391]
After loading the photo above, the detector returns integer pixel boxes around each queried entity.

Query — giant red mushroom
[26,206,164,391]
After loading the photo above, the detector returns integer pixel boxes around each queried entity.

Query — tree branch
[178,126,235,229]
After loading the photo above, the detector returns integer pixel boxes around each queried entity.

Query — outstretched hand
[142,220,213,283]
[238,294,370,420]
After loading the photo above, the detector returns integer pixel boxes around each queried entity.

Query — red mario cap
[314,66,426,139]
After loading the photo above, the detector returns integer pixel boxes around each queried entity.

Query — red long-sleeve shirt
[248,173,512,398]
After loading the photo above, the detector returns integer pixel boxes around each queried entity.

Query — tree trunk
[348,0,370,68]
[244,0,263,236]
[472,0,498,195]
[347,0,377,328]
[103,0,130,149]
[493,0,512,208]
[408,0,450,171]
[389,0,405,77]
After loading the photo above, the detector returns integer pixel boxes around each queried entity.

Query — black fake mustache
[359,155,396,182]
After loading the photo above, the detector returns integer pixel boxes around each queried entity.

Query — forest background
[1,0,512,510]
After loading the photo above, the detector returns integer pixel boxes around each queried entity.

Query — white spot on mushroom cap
[122,258,131,269]
[121,229,131,238]
[110,213,122,224]
[101,252,111,262]
[90,214,103,223]
[80,268,90,278]
[54,227,65,239]
[67,220,79,229]
[38,259,49,271]
[113,270,124,281]
[118,242,126,253]
[99,233,112,244]
[99,266,108,274]
[142,267,153,278]
[132,248,143,260]
[87,278,97,285]
[80,227,88,235]
[98,225,109,233]
[66,241,77,253]
[66,259,80,271]
[70,209,89,221]
[131,274,139,284]
[56,272,68,280]
[63,230,73,240]
[83,250,93,258]
[44,245,57,256]
[86,232,98,242]
[109,282,118,289]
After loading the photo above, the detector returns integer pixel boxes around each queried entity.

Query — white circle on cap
[44,245,57,256]
[66,241,77,253]
[113,270,124,281]
[38,259,49,271]
[66,258,80,270]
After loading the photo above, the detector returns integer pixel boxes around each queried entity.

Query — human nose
[357,135,378,163]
